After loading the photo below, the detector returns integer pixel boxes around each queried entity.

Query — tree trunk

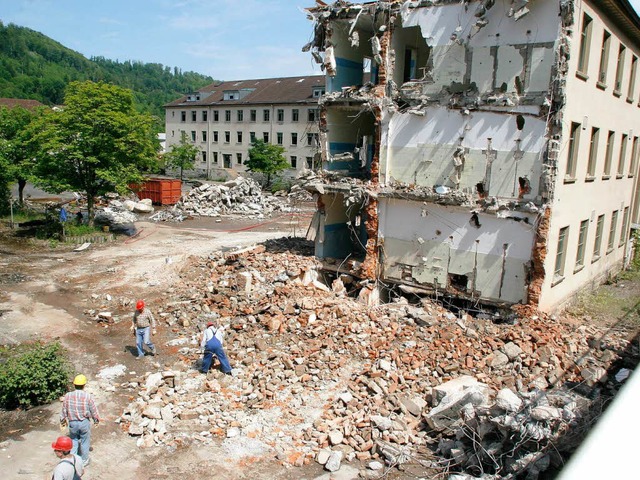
[87,193,95,226]
[180,167,184,180]
[17,178,26,204]
[266,173,271,188]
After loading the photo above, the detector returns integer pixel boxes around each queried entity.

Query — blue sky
[1,0,640,82]
[0,0,322,81]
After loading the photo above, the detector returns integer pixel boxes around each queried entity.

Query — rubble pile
[116,242,631,477]
[150,177,296,222]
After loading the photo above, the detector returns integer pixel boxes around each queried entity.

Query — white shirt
[200,325,225,348]
[52,454,84,479]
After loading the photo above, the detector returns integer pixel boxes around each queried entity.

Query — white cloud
[99,17,126,26]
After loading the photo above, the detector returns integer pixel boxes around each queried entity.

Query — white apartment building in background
[164,76,324,179]
[303,0,640,313]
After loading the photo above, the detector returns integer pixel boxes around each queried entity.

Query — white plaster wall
[400,0,561,48]
[470,47,494,92]
[379,199,536,303]
[539,0,640,311]
[423,43,467,95]
[496,45,525,91]
[381,107,547,199]
[528,46,555,92]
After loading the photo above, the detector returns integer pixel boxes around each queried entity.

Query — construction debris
[150,177,303,222]
[109,238,633,478]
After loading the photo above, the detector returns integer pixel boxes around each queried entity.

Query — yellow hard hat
[73,374,87,386]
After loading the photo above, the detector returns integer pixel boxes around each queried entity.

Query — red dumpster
[130,178,182,205]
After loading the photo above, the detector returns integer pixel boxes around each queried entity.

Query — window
[225,110,231,122]
[213,110,219,122]
[191,131,196,141]
[607,211,618,252]
[236,153,242,165]
[617,134,628,177]
[586,127,599,178]
[181,111,186,122]
[290,156,297,168]
[213,131,219,143]
[630,136,639,177]
[577,14,592,76]
[201,131,207,142]
[202,111,208,122]
[554,226,569,280]
[307,133,319,146]
[614,45,626,94]
[575,219,589,270]
[277,109,284,122]
[202,151,207,163]
[565,122,580,180]
[603,130,615,177]
[223,154,231,168]
[593,214,604,261]
[250,132,256,143]
[306,157,314,169]
[191,111,197,122]
[223,91,239,100]
[250,110,257,122]
[308,108,318,122]
[312,87,325,98]
[237,131,243,143]
[213,152,218,164]
[277,132,283,145]
[292,109,299,122]
[628,56,638,102]
[263,132,269,142]
[597,31,611,86]
[237,110,244,122]
[224,131,230,143]
[263,109,270,122]
[620,207,630,246]
[291,133,298,145]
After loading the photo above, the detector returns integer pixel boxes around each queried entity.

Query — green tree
[164,132,199,180]
[244,139,289,188]
[0,139,11,213]
[28,81,158,222]
[0,105,47,204]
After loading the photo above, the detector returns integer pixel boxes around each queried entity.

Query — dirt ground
[0,208,357,480]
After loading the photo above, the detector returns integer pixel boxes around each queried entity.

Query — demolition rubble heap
[150,177,298,222]
[115,241,632,478]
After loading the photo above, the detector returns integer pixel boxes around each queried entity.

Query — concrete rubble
[149,177,303,222]
[106,239,633,478]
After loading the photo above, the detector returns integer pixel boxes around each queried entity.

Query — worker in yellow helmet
[60,374,100,468]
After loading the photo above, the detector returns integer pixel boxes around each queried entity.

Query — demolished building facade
[303,0,640,312]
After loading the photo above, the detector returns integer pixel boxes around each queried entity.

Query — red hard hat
[52,436,73,451]
[136,300,145,310]
[207,322,215,327]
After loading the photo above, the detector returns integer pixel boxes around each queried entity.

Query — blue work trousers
[202,336,232,373]
[69,418,91,463]
[136,326,154,357]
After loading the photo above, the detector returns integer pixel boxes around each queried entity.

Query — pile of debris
[112,241,632,478]
[150,177,299,222]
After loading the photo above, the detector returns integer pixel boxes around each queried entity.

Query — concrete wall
[399,0,560,96]
[379,198,536,304]
[539,0,640,311]
[381,107,546,202]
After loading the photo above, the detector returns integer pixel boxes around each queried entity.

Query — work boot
[150,346,156,355]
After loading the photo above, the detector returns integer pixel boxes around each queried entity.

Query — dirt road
[0,213,345,480]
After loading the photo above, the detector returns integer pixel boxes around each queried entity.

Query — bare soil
[0,210,345,480]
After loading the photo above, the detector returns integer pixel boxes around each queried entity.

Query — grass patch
[0,209,46,224]
[63,223,102,237]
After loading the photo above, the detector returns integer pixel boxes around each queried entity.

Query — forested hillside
[0,22,215,124]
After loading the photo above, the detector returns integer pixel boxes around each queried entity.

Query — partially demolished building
[303,0,640,312]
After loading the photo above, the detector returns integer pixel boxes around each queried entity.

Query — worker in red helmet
[131,299,157,358]
[51,435,84,479]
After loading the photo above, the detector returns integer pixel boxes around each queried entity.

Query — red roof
[0,98,46,110]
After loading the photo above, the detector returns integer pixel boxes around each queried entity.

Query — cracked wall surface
[302,0,640,311]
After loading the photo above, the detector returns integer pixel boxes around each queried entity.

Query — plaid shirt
[61,390,100,422]
[133,308,156,329]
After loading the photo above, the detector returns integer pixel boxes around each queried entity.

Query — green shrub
[63,223,102,237]
[0,342,73,409]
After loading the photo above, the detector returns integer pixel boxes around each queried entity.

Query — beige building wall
[165,104,320,179]
[539,0,640,311]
